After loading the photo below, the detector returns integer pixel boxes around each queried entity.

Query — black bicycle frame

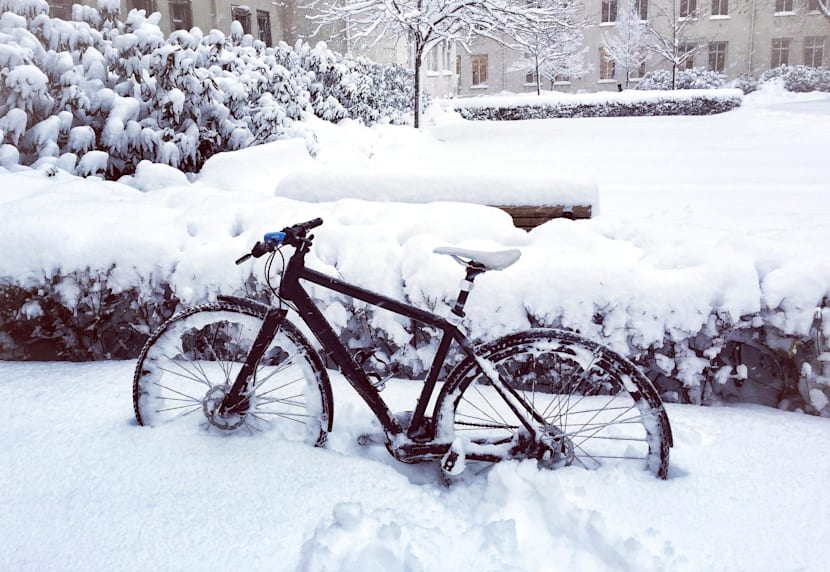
[278,240,475,441]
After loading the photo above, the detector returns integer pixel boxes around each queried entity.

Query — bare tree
[647,2,704,89]
[601,0,651,88]
[508,0,587,95]
[304,0,570,126]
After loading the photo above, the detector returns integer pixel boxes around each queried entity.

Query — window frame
[635,0,648,20]
[601,0,618,24]
[710,0,728,17]
[129,0,156,14]
[804,36,825,67]
[256,10,272,45]
[774,0,794,13]
[232,5,252,35]
[471,54,488,87]
[680,0,698,18]
[48,0,73,19]
[168,0,192,30]
[771,38,791,67]
[599,47,616,81]
[708,41,727,73]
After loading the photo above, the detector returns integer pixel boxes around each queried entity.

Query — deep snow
[1,360,828,571]
[1,85,830,570]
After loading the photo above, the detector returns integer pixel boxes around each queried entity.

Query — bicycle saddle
[433,246,521,271]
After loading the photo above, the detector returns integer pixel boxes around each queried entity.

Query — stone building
[456,0,830,95]
[43,0,828,96]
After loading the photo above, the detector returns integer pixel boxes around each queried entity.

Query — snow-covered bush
[451,90,742,120]
[636,67,726,90]
[760,65,830,93]
[729,74,759,95]
[0,6,415,177]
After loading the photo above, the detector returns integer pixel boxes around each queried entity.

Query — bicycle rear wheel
[133,302,332,444]
[436,329,671,478]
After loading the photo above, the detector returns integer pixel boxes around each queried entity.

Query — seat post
[451,266,485,318]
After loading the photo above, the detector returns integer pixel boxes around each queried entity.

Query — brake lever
[235,253,252,265]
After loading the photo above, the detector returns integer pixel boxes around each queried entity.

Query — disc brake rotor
[202,385,247,431]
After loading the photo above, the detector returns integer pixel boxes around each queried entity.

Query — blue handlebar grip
[264,231,286,245]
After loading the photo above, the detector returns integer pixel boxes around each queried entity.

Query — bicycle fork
[218,307,288,418]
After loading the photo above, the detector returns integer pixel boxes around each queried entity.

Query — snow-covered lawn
[1,360,829,571]
[1,85,830,570]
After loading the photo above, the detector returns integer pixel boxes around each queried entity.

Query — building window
[257,10,272,45]
[680,0,697,17]
[169,0,192,30]
[601,0,618,23]
[554,74,571,83]
[711,0,728,16]
[804,36,825,66]
[771,38,791,67]
[526,70,538,85]
[808,0,820,11]
[129,0,156,14]
[679,43,697,70]
[630,58,646,79]
[708,41,727,72]
[428,45,440,72]
[774,0,793,12]
[48,0,72,19]
[471,55,488,86]
[443,40,452,71]
[635,0,648,19]
[232,5,252,34]
[599,47,616,80]
[456,55,461,76]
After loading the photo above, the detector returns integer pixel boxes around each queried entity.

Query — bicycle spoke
[152,381,202,403]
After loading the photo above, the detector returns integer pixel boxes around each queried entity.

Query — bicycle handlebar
[235,218,323,265]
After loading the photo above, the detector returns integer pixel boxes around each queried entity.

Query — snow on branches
[0,4,415,178]
[306,0,576,126]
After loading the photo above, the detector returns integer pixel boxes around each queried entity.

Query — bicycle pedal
[441,439,466,477]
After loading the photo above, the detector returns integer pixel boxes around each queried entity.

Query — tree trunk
[671,64,677,89]
[414,48,423,128]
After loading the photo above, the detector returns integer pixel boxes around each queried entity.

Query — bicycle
[133,218,673,479]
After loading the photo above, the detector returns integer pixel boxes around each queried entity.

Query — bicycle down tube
[274,238,543,445]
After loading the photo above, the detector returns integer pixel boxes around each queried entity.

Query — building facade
[456,0,830,95]
[41,0,828,96]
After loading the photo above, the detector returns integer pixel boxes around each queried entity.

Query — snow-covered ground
[1,85,830,569]
[1,360,829,571]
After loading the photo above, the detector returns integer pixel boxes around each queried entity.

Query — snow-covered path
[1,361,828,571]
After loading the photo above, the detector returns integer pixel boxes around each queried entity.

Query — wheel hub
[202,385,247,431]
[538,426,575,470]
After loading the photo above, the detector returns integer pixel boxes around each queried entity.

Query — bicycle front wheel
[437,329,671,478]
[133,302,332,444]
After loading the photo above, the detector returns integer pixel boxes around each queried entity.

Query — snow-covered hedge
[636,67,727,91]
[446,89,742,121]
[1,158,828,417]
[0,1,414,178]
[2,253,828,416]
[760,65,830,93]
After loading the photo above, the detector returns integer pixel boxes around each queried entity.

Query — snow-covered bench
[275,170,598,230]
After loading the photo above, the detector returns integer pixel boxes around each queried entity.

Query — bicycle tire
[133,302,332,445]
[435,329,671,479]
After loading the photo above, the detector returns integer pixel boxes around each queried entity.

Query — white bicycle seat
[433,246,521,271]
